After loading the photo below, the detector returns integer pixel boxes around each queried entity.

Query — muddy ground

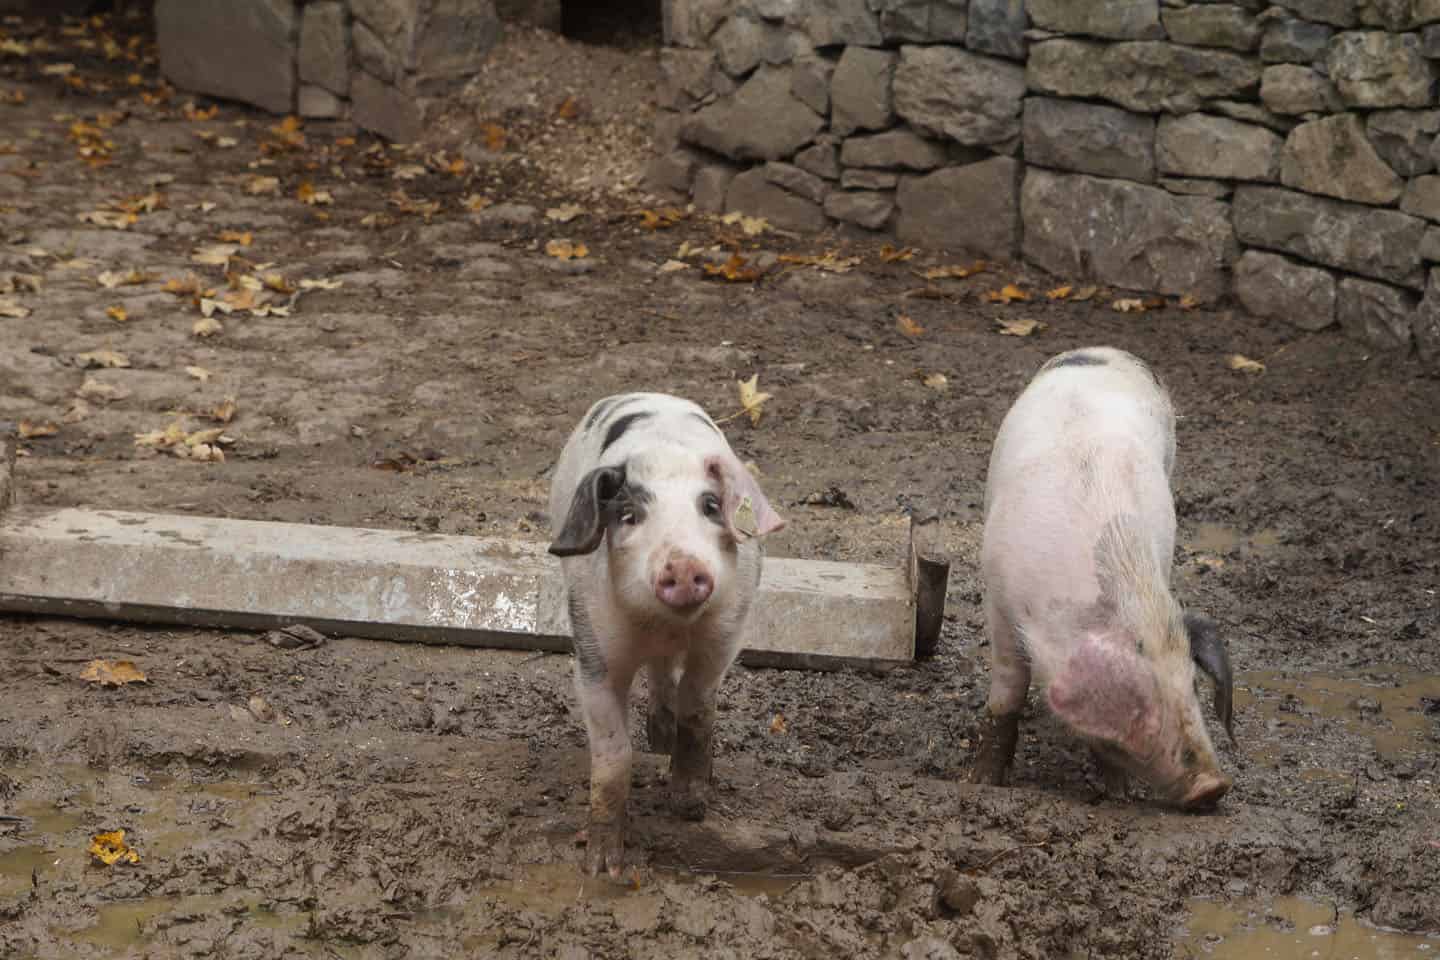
[1,9,1439,960]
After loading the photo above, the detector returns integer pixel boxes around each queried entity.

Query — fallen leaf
[61,397,92,424]
[134,421,186,448]
[392,163,426,181]
[216,136,238,149]
[162,275,204,298]
[192,316,223,337]
[1046,284,1073,301]
[769,713,787,735]
[262,273,296,294]
[184,101,218,121]
[78,209,135,230]
[703,253,763,282]
[922,372,948,390]
[41,62,76,76]
[1111,297,1147,313]
[547,203,585,223]
[483,122,506,152]
[556,95,580,120]
[1226,354,1266,374]
[1178,293,1201,311]
[461,194,493,213]
[985,283,1031,304]
[879,244,915,263]
[299,277,343,291]
[1071,285,1100,302]
[245,175,280,196]
[0,297,30,318]
[78,376,130,402]
[737,374,772,427]
[639,207,686,230]
[18,419,58,439]
[81,659,148,687]
[89,829,140,866]
[659,259,690,273]
[995,317,1045,337]
[923,260,988,281]
[96,269,148,289]
[76,349,129,368]
[211,396,237,423]
[544,239,589,260]
[779,250,860,273]
[191,243,238,266]
[719,211,769,236]
[185,365,211,381]
[896,314,925,338]
[296,182,333,206]
[105,305,128,322]
[218,230,253,246]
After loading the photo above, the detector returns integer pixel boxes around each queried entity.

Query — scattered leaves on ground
[0,297,30,318]
[391,163,426,181]
[922,261,987,281]
[1179,294,1201,311]
[879,244,915,263]
[703,253,763,282]
[210,397,237,423]
[985,284,1031,304]
[296,181,333,206]
[639,207,686,230]
[461,194,493,213]
[779,250,860,273]
[218,230,253,247]
[896,314,925,338]
[1046,285,1073,301]
[89,830,140,866]
[1071,286,1100,302]
[192,316,223,338]
[76,349,129,368]
[245,175,280,196]
[18,419,58,439]
[544,239,589,260]
[1112,295,1168,313]
[78,208,135,230]
[1226,354,1266,374]
[995,317,1045,337]
[191,243,238,266]
[105,304,128,322]
[546,203,584,223]
[135,420,232,461]
[482,123,506,152]
[770,713,787,735]
[922,373,949,390]
[81,659,148,687]
[61,398,92,424]
[185,365,211,381]
[719,211,768,236]
[735,374,772,427]
[96,269,148,289]
[659,259,689,273]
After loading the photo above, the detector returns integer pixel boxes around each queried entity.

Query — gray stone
[1233,184,1427,287]
[1425,24,1440,57]
[1026,0,1163,39]
[653,110,684,155]
[1365,110,1440,177]
[1415,267,1440,362]
[1023,97,1156,182]
[893,47,1026,147]
[966,0,1028,59]
[753,0,796,20]
[794,0,883,46]
[298,84,344,119]
[647,148,701,195]
[408,0,501,87]
[726,167,830,232]
[796,141,841,179]
[1233,250,1337,330]
[1423,226,1440,261]
[824,190,895,228]
[693,163,738,213]
[831,47,896,136]
[664,0,731,46]
[1401,175,1440,221]
[896,157,1019,256]
[1260,19,1333,63]
[1337,278,1416,350]
[1159,177,1233,198]
[156,0,297,114]
[1281,114,1403,205]
[659,48,714,110]
[681,66,825,161]
[714,15,793,76]
[765,161,830,203]
[1357,0,1440,31]
[841,168,899,189]
[495,0,559,30]
[1278,0,1356,27]
[791,55,835,114]
[1022,170,1236,301]
[1327,32,1435,109]
[1156,113,1281,182]
[353,20,400,84]
[299,1,349,96]
[872,0,968,42]
[351,0,418,51]
[1209,99,1295,133]
[1027,39,1262,114]
[840,128,949,169]
[1161,5,1261,51]
[1260,64,1343,115]
[351,71,424,143]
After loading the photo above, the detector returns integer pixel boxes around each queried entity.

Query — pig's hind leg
[972,599,1029,786]
[645,655,680,755]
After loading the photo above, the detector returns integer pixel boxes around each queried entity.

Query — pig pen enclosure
[1,1,1440,958]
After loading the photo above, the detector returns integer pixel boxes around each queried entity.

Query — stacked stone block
[156,0,500,143]
[651,0,1440,361]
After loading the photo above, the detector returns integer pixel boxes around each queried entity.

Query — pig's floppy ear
[705,454,785,541]
[549,465,626,557]
[1185,612,1234,744]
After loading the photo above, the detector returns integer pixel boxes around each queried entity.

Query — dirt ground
[2,9,1439,960]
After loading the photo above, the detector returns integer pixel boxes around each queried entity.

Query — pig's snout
[1179,772,1231,810]
[656,554,714,610]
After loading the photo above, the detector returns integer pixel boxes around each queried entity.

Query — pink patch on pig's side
[1045,633,1161,755]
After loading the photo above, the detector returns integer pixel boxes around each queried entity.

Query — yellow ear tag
[732,496,759,538]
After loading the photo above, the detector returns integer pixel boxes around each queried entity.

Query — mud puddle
[1181,896,1440,958]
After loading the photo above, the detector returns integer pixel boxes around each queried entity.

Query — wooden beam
[0,505,920,670]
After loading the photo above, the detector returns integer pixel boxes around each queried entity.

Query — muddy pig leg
[576,663,638,878]
[668,644,735,821]
[645,655,680,755]
[973,598,1029,786]
[1090,746,1131,800]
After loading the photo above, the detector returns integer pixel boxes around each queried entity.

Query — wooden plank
[0,506,915,669]
[0,422,14,514]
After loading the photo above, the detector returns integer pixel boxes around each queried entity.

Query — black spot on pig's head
[549,464,633,557]
[1050,351,1107,369]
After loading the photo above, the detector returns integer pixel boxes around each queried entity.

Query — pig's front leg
[645,655,680,755]
[1090,746,1131,800]
[973,599,1029,786]
[576,667,637,878]
[668,645,734,821]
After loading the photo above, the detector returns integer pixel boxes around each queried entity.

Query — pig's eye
[617,509,638,526]
[700,493,722,520]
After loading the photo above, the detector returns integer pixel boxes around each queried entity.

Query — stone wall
[155,0,500,143]
[649,0,1440,361]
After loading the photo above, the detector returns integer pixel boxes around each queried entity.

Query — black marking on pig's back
[601,411,653,453]
[585,393,635,430]
[1050,351,1107,369]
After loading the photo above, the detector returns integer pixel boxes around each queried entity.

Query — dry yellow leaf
[1179,293,1201,311]
[76,349,129,368]
[77,377,129,403]
[544,239,589,260]
[547,203,585,223]
[658,259,690,273]
[923,260,988,281]
[185,365,211,382]
[1071,285,1100,302]
[299,278,343,291]
[134,422,186,448]
[0,298,31,319]
[219,230,253,246]
[879,244,915,263]
[18,419,58,439]
[96,269,148,289]
[770,713,787,735]
[79,209,135,230]
[392,163,426,181]
[779,251,860,273]
[736,374,772,427]
[557,95,580,120]
[89,830,140,866]
[461,194,493,213]
[1226,354,1266,374]
[61,398,92,424]
[105,305,128,322]
[193,316,224,337]
[483,122,506,152]
[896,314,925,338]
[296,182,333,206]
[703,253,763,282]
[80,659,148,687]
[922,373,949,390]
[1046,285,1073,301]
[995,317,1045,337]
[245,175,280,196]
[986,283,1031,304]
[211,396,237,423]
[1112,298,1147,313]
[719,211,769,236]
[639,207,686,230]
[191,243,238,266]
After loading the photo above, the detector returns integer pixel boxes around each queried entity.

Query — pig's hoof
[583,818,627,878]
[970,755,1010,787]
[667,781,708,821]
